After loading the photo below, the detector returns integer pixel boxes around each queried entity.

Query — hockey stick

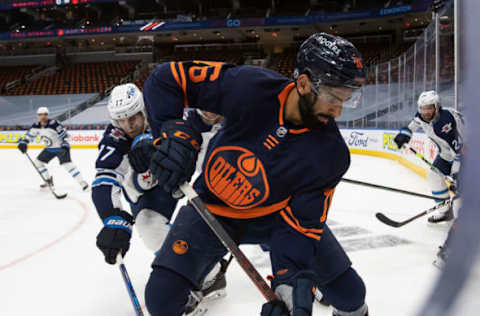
[341,178,448,201]
[405,145,455,183]
[117,254,144,316]
[179,183,278,302]
[375,197,457,228]
[25,152,67,199]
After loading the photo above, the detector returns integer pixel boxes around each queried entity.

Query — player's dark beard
[298,91,332,130]
[421,112,435,122]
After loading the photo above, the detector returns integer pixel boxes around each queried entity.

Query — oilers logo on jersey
[204,146,269,209]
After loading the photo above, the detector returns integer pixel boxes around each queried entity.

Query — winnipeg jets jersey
[24,120,68,148]
[91,125,156,218]
[92,111,218,220]
[404,107,464,162]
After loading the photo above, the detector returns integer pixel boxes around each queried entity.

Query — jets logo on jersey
[40,135,53,147]
[142,171,152,181]
[204,146,270,209]
[109,127,127,142]
[441,123,452,134]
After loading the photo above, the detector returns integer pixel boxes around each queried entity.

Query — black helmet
[294,33,365,90]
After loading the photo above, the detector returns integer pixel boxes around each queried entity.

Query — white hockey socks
[62,162,87,187]
[34,159,50,180]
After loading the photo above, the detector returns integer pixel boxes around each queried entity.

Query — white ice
[0,149,473,316]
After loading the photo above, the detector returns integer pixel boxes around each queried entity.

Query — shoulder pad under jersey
[101,124,131,153]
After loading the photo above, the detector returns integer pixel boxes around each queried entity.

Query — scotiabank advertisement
[0,130,103,148]
[0,128,435,174]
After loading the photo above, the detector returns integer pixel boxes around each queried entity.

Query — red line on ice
[0,197,89,271]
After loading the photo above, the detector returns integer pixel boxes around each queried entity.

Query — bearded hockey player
[394,90,463,223]
[130,33,369,316]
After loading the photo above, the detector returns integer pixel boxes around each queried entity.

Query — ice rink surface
[1,148,477,316]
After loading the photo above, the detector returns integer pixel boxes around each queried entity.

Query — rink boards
[0,128,436,178]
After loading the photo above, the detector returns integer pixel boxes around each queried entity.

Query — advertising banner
[0,130,103,148]
[340,129,436,177]
[1,128,435,177]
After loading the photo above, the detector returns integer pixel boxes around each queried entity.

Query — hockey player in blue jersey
[394,90,463,223]
[129,33,369,316]
[92,83,227,314]
[17,106,88,191]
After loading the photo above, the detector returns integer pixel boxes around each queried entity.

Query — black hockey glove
[96,209,134,265]
[264,270,316,316]
[60,141,70,155]
[261,300,290,316]
[394,131,411,149]
[18,140,28,154]
[61,141,70,149]
[150,120,202,195]
[128,133,155,173]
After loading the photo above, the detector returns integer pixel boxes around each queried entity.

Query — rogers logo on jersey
[204,146,270,209]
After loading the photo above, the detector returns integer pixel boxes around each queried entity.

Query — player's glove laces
[96,209,134,264]
[150,120,202,195]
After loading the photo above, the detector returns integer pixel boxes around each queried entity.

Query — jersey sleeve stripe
[170,62,182,87]
[96,168,125,180]
[268,135,279,144]
[280,206,323,240]
[265,138,275,147]
[96,171,120,178]
[169,61,189,108]
[177,62,189,108]
[92,177,121,188]
[277,82,296,126]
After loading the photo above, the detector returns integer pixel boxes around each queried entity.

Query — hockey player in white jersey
[17,106,88,191]
[394,90,463,223]
[92,83,226,315]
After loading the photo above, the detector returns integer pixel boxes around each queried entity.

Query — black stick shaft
[376,210,429,227]
[25,152,48,182]
[341,177,447,201]
[376,196,457,228]
[25,152,67,199]
[180,183,277,302]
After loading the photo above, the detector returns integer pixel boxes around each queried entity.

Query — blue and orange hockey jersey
[143,61,350,240]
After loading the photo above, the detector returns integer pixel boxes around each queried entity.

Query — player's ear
[296,74,312,95]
